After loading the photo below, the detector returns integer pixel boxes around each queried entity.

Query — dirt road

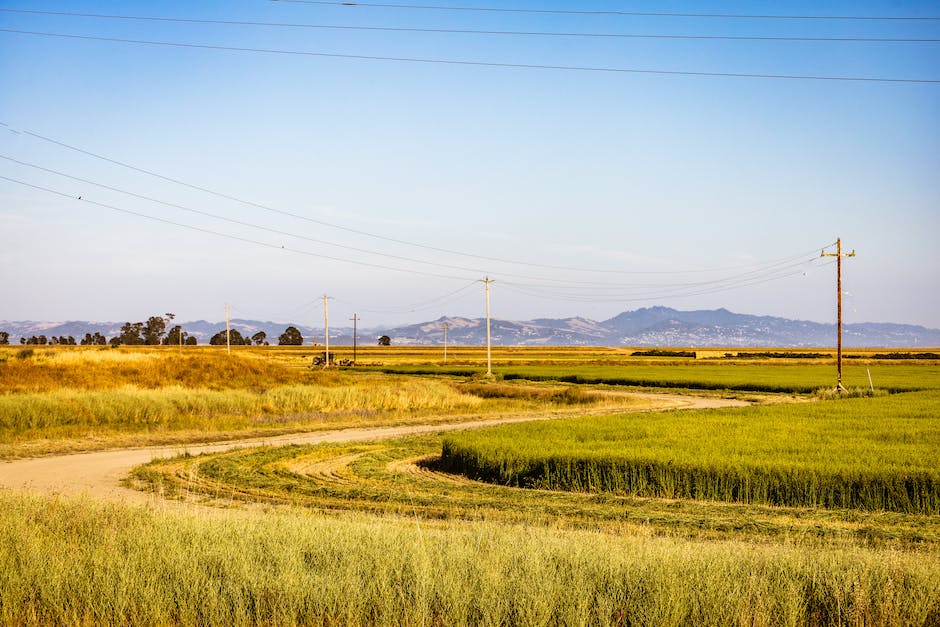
[0,393,747,505]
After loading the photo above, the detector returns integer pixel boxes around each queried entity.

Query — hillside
[4,307,938,347]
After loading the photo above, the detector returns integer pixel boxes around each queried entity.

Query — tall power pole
[442,321,448,365]
[350,313,359,363]
[225,303,231,355]
[821,238,856,391]
[323,294,330,368]
[484,276,493,377]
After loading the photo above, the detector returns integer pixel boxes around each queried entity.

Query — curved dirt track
[0,393,748,505]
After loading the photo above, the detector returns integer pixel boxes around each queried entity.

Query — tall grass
[1,494,937,626]
[440,391,940,513]
[0,380,485,443]
[134,435,940,548]
[0,348,309,393]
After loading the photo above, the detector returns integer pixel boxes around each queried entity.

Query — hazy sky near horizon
[1,1,938,329]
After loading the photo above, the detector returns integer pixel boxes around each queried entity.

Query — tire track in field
[0,393,748,505]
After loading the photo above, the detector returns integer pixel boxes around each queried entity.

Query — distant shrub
[631,350,695,358]
[726,352,832,359]
[872,352,940,360]
[814,387,888,400]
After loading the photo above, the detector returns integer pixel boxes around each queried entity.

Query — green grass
[132,433,940,549]
[378,363,940,393]
[1,493,938,626]
[439,391,940,513]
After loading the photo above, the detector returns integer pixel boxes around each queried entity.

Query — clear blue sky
[2,1,938,329]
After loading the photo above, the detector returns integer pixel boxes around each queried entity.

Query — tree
[0,331,9,345]
[185,336,197,346]
[112,322,144,346]
[143,316,167,345]
[377,335,391,346]
[81,332,107,346]
[278,326,303,346]
[210,329,247,346]
[164,326,188,347]
[251,331,267,346]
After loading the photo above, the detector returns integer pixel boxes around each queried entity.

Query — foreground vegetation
[1,494,938,627]
[440,391,940,513]
[0,347,639,458]
[132,433,940,548]
[3,345,940,624]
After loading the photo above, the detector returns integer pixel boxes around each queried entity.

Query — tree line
[0,315,311,347]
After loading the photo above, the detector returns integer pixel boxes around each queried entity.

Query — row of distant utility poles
[222,245,853,392]
[315,276,494,374]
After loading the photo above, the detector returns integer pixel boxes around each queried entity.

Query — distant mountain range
[3,307,939,348]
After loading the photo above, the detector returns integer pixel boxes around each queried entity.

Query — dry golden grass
[0,346,309,393]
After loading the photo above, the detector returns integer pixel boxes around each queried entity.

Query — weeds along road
[0,392,748,506]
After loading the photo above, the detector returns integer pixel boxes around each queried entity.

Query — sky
[1,0,938,330]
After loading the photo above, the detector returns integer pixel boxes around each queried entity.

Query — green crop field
[440,390,940,513]
[380,362,940,393]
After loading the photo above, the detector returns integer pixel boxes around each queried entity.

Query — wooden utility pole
[225,303,231,355]
[443,321,448,365]
[484,277,493,377]
[323,294,330,368]
[350,313,359,364]
[821,238,856,391]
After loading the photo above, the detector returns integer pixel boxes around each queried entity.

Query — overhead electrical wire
[0,175,479,282]
[1,29,937,84]
[0,172,833,302]
[1,153,829,290]
[0,154,504,277]
[332,280,480,314]
[500,258,835,304]
[2,9,937,43]
[270,1,940,21]
[2,122,836,277]
[501,255,827,297]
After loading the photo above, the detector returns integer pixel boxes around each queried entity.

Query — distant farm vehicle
[311,352,336,367]
[311,353,355,367]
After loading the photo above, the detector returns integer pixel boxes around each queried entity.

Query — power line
[500,258,835,304]
[502,257,824,299]
[8,151,831,292]
[2,29,938,84]
[3,9,937,43]
[0,154,503,277]
[0,175,477,281]
[1,171,835,303]
[0,174,841,306]
[333,279,479,313]
[3,122,839,277]
[271,1,940,21]
[2,152,833,290]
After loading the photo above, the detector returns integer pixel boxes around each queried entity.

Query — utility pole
[443,321,448,365]
[225,303,231,355]
[484,276,493,377]
[349,313,359,364]
[821,238,856,392]
[323,294,330,368]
